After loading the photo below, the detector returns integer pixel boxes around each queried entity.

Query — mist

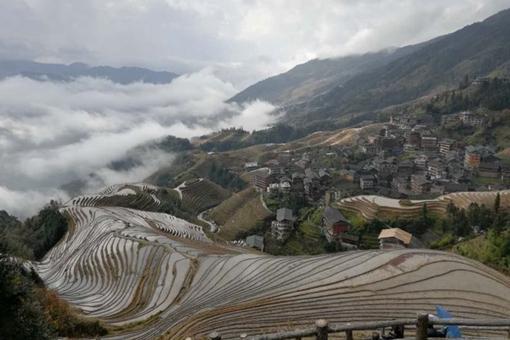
[0,70,278,217]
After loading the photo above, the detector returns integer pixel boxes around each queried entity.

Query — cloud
[0,186,68,219]
[0,1,508,87]
[0,72,277,217]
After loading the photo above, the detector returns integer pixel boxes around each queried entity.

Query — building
[322,207,351,242]
[271,208,295,241]
[464,148,481,170]
[414,154,428,170]
[246,235,264,251]
[407,131,421,147]
[397,160,414,177]
[378,228,413,250]
[421,136,437,150]
[478,161,500,178]
[439,139,455,156]
[441,113,459,126]
[244,161,259,171]
[411,175,431,194]
[428,159,446,179]
[359,175,376,191]
[250,168,272,192]
[459,111,485,127]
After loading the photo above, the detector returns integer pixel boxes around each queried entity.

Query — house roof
[378,228,413,245]
[276,208,294,222]
[323,207,349,227]
[246,235,264,248]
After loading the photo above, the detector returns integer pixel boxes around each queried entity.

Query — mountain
[231,8,510,126]
[0,60,178,84]
[229,43,429,106]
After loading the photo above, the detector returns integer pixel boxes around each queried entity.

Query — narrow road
[197,210,219,233]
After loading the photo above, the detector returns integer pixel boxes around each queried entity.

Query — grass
[210,187,273,240]
[472,176,510,186]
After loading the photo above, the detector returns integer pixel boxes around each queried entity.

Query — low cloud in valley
[0,71,277,217]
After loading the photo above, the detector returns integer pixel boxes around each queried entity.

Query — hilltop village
[216,105,510,254]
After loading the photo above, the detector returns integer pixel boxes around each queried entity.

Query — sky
[0,0,508,88]
[0,0,509,217]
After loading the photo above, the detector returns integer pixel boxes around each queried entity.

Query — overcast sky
[1,0,510,217]
[1,0,509,88]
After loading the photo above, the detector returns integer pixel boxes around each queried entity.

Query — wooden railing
[198,314,510,340]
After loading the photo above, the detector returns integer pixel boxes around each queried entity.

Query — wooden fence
[197,314,510,340]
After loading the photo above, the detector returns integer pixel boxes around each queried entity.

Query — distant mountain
[231,8,510,126]
[229,44,427,106]
[0,60,178,84]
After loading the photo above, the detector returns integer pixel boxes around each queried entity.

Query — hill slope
[229,44,424,106]
[33,184,510,339]
[232,8,510,126]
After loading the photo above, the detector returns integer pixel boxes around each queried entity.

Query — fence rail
[199,314,510,340]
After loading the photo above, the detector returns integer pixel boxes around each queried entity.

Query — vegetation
[0,204,108,338]
[156,188,197,222]
[211,188,273,241]
[0,258,107,339]
[423,78,510,118]
[0,202,68,260]
[199,123,338,152]
[152,135,193,153]
[348,197,510,272]
[195,160,246,191]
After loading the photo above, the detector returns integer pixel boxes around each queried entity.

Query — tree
[495,192,501,213]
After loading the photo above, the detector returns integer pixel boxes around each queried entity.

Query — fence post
[416,313,429,340]
[209,331,221,340]
[346,329,354,340]
[316,319,329,340]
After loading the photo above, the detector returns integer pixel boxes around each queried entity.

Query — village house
[250,168,272,192]
[245,235,264,251]
[428,159,447,179]
[359,175,376,191]
[271,208,296,241]
[397,160,414,177]
[414,154,428,170]
[478,159,501,178]
[464,146,482,170]
[441,113,459,126]
[421,135,438,150]
[244,161,259,171]
[378,228,413,250]
[322,207,352,242]
[439,139,455,156]
[411,174,431,194]
[459,111,485,127]
[407,131,421,148]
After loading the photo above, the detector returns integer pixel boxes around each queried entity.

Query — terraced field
[34,185,510,339]
[209,187,273,240]
[338,190,510,221]
[68,183,161,210]
[179,178,231,214]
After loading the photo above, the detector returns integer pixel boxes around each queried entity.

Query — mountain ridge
[0,59,179,84]
[230,8,510,126]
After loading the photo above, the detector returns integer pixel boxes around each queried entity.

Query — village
[240,109,510,252]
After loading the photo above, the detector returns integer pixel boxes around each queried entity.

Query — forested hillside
[231,9,510,127]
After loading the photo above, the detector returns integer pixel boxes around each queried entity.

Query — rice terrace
[29,184,510,339]
[2,2,510,340]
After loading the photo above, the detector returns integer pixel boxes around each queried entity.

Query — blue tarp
[436,305,462,338]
